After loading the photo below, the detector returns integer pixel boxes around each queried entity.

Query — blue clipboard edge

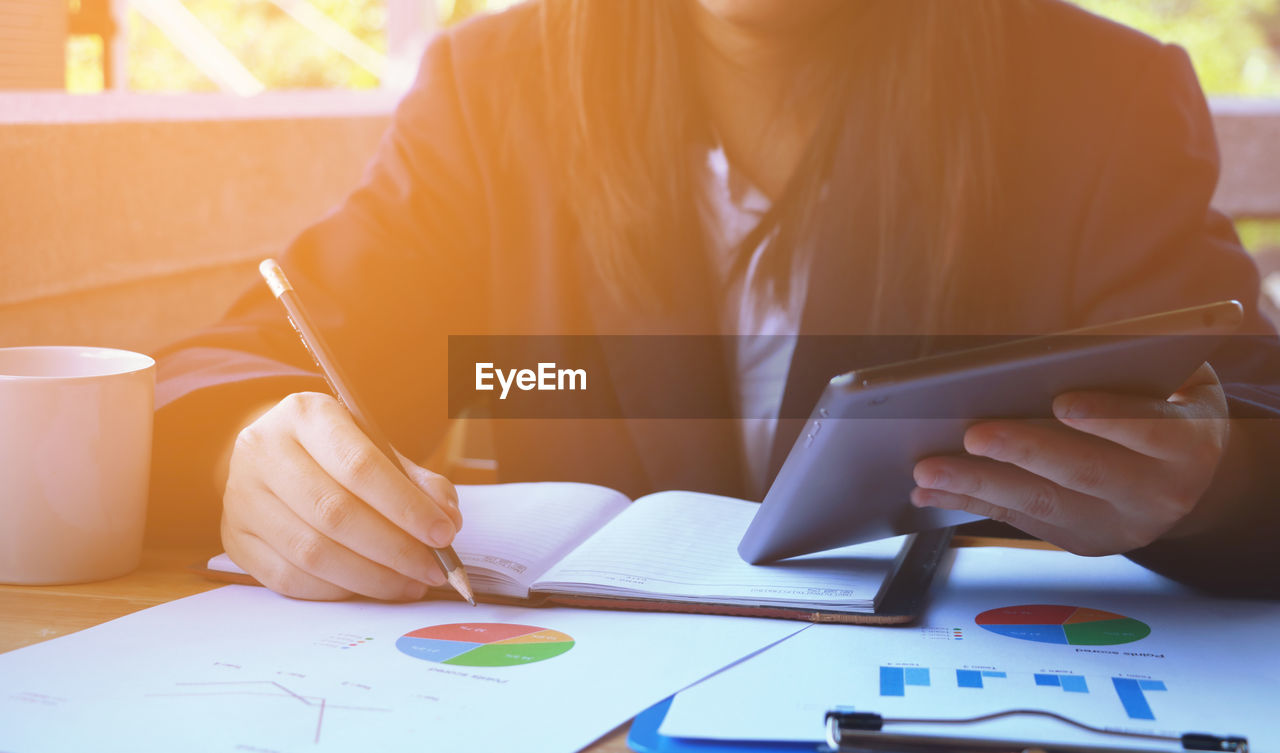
[626,696,815,753]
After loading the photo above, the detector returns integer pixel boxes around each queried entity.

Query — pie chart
[395,623,575,667]
[975,605,1150,646]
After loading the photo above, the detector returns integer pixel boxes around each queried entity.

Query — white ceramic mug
[0,346,155,584]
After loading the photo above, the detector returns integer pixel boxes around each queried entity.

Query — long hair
[539,0,1015,334]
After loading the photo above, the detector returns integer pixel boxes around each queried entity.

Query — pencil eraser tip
[258,259,291,297]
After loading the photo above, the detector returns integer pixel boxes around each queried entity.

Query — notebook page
[534,491,908,609]
[452,482,631,598]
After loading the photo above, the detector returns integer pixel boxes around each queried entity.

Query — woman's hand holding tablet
[738,300,1246,564]
[910,361,1230,555]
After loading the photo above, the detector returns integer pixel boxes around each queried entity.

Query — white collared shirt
[701,146,813,497]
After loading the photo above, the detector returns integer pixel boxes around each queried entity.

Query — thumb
[1174,361,1219,391]
[392,448,463,529]
[1169,362,1227,417]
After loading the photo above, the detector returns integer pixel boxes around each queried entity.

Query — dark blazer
[151,1,1280,595]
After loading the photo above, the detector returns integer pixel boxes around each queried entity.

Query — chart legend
[396,623,574,667]
[920,627,964,641]
[317,633,375,650]
[975,605,1150,646]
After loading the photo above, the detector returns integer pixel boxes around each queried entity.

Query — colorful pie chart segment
[396,623,575,667]
[975,605,1150,646]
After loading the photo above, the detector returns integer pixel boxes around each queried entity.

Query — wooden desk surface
[1,537,1043,751]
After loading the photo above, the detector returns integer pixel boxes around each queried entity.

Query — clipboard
[627,696,809,753]
[625,697,1250,753]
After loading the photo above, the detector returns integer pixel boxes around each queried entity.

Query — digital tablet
[738,300,1245,564]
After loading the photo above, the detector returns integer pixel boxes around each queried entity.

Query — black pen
[258,259,476,606]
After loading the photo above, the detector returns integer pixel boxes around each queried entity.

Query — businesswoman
[152,0,1280,600]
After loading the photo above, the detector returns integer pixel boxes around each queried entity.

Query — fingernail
[402,582,430,601]
[910,487,933,507]
[915,467,949,489]
[428,520,455,548]
[1054,398,1080,420]
[417,567,445,588]
[971,434,1001,456]
[412,560,443,586]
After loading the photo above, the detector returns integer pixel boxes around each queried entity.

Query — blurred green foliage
[67,0,521,93]
[1074,0,1280,95]
[1239,220,1280,252]
[66,1,1280,95]
[62,3,1280,240]
[67,36,105,93]
[126,0,387,92]
[59,0,1280,250]
[1070,0,1280,251]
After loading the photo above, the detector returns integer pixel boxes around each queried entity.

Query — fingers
[1170,361,1223,394]
[909,485,1070,546]
[229,483,434,602]
[395,448,463,530]
[958,420,1158,510]
[223,527,353,602]
[261,437,447,588]
[288,395,459,548]
[909,366,1231,558]
[223,391,465,602]
[909,486,1124,557]
[1052,363,1228,460]
[912,453,1108,532]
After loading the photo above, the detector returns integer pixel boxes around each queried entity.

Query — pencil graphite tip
[448,569,477,607]
[258,258,293,298]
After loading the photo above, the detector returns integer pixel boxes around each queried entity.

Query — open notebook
[205,483,949,623]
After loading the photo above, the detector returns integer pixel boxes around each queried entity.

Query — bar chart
[1112,677,1167,720]
[878,666,931,696]
[956,669,1006,689]
[876,665,1168,721]
[1035,673,1089,693]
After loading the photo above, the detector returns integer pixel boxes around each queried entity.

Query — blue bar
[904,667,931,687]
[1113,678,1155,720]
[1139,680,1166,691]
[1060,675,1089,693]
[956,669,983,688]
[1035,674,1061,687]
[880,667,905,697]
[982,671,1007,678]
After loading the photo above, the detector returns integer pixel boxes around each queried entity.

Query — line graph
[148,680,390,744]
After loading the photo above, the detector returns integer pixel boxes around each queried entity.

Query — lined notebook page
[535,491,908,609]
[452,483,631,598]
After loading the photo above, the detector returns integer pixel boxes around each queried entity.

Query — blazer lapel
[763,125,926,483]
[577,226,747,498]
